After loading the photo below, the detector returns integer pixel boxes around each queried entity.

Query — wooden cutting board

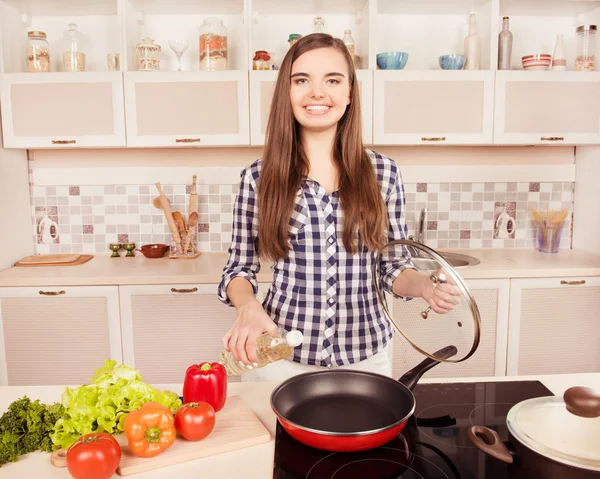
[116,395,271,476]
[15,254,93,267]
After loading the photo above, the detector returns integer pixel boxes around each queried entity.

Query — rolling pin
[155,182,183,254]
[188,175,198,216]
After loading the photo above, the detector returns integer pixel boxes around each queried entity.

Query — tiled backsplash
[31,181,574,254]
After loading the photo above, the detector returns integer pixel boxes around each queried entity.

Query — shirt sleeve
[217,168,261,306]
[379,167,415,300]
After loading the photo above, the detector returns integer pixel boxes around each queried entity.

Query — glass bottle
[552,34,567,71]
[27,31,50,72]
[497,16,512,70]
[219,328,304,377]
[464,12,481,70]
[62,23,86,72]
[343,29,357,66]
[575,24,597,71]
[135,37,161,71]
[199,17,228,71]
[314,16,325,34]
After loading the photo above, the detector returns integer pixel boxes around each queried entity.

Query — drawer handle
[39,290,66,296]
[175,138,201,143]
[540,137,564,141]
[51,140,76,144]
[560,280,586,286]
[421,137,446,142]
[171,287,198,293]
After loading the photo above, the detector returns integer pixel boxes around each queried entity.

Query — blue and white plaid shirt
[217,149,413,367]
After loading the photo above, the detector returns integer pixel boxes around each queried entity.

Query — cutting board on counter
[15,254,93,267]
[116,395,271,476]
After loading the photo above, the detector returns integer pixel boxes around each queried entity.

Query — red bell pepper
[183,362,227,413]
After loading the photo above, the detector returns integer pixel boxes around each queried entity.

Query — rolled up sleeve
[379,168,414,300]
[217,168,261,306]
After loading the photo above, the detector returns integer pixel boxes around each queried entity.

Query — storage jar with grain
[199,18,227,71]
[62,23,86,72]
[27,31,50,72]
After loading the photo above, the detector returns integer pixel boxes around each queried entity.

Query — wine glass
[168,39,190,71]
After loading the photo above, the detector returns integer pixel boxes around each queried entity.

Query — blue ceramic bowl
[439,54,466,70]
[376,52,409,70]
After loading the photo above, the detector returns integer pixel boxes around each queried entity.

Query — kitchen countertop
[0,248,599,287]
[0,372,598,478]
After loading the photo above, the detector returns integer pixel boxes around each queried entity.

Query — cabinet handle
[560,280,586,286]
[51,140,76,144]
[171,287,198,293]
[540,137,564,141]
[175,138,201,143]
[421,137,446,142]
[39,290,66,296]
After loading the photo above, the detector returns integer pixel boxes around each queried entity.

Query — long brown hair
[258,33,387,261]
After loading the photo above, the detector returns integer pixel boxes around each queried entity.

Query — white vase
[552,34,567,71]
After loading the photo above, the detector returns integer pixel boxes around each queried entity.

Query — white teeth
[306,105,329,111]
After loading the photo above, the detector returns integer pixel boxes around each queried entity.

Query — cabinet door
[494,71,600,145]
[507,276,600,375]
[373,71,494,145]
[124,71,249,147]
[249,70,373,146]
[390,279,510,379]
[0,72,126,148]
[0,286,122,385]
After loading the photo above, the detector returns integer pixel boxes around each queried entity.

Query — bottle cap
[285,330,304,347]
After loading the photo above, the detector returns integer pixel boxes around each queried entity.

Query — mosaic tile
[416,183,427,192]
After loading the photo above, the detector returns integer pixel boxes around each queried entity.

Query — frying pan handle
[467,426,514,464]
[398,345,457,391]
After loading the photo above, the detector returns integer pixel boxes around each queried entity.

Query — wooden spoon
[172,211,187,236]
[184,211,199,253]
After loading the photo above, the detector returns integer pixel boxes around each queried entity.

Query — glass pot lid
[373,239,481,363]
[507,389,600,472]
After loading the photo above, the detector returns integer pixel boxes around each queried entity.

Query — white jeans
[241,346,392,383]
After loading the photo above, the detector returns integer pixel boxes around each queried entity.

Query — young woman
[217,33,460,382]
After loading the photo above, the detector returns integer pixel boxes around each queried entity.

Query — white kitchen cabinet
[507,276,600,376]
[0,73,126,148]
[373,71,495,145]
[390,279,510,379]
[124,71,250,147]
[0,286,122,386]
[249,70,373,146]
[494,71,600,145]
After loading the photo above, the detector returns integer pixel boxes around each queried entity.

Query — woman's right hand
[222,300,278,368]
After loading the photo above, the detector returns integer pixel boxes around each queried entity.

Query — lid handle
[563,387,600,418]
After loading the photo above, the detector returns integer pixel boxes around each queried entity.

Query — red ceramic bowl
[139,244,169,258]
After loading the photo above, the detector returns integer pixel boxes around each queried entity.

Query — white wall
[573,146,600,255]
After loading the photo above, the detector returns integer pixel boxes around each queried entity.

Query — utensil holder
[169,233,200,259]
[535,221,564,253]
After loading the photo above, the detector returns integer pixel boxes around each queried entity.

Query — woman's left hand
[420,269,461,314]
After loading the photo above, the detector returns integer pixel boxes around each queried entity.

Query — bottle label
[552,59,566,66]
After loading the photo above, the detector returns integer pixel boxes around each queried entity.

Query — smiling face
[289,47,352,135]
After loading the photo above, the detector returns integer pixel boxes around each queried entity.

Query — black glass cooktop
[273,380,554,479]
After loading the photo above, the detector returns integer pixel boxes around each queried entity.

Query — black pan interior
[271,370,415,433]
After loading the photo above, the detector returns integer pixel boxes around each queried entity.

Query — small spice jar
[575,24,597,71]
[62,23,86,72]
[252,50,271,70]
[199,17,228,71]
[288,33,302,48]
[27,31,50,72]
[136,37,161,71]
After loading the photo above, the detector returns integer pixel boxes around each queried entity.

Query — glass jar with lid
[136,37,161,71]
[288,33,302,49]
[27,31,50,72]
[253,50,271,70]
[199,17,228,71]
[575,24,597,71]
[62,23,86,72]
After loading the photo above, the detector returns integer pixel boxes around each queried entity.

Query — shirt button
[328,237,335,244]
[328,298,335,305]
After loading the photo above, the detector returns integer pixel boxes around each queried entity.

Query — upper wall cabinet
[373,71,495,145]
[1,73,126,148]
[494,71,600,145]
[249,70,373,146]
[124,71,249,147]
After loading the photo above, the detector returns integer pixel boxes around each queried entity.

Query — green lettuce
[50,359,181,450]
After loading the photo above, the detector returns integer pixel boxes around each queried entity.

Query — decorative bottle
[219,328,304,376]
[314,16,325,34]
[552,34,567,71]
[498,16,513,70]
[343,29,357,66]
[464,12,481,70]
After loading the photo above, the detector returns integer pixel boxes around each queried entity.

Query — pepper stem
[145,427,162,443]
[199,363,212,371]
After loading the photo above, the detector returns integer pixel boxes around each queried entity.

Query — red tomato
[66,432,121,479]
[175,402,216,441]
